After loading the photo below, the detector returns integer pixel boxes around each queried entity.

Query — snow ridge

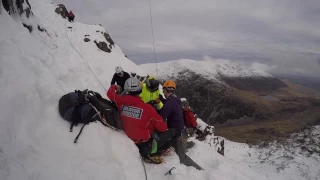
[140,59,273,81]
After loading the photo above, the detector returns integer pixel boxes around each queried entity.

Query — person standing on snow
[139,76,164,111]
[107,77,176,163]
[111,66,130,94]
[160,80,202,170]
[67,10,75,22]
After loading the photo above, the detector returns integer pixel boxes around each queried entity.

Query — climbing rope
[64,22,108,92]
[140,156,148,180]
[64,20,148,180]
[148,0,159,77]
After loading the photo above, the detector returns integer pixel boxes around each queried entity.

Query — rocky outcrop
[17,0,32,17]
[2,0,13,13]
[173,71,256,124]
[103,32,114,47]
[94,40,111,53]
[84,38,90,42]
[2,0,32,17]
[22,23,32,32]
[55,4,68,19]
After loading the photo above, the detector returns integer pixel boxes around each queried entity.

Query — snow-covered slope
[140,59,273,82]
[0,1,318,180]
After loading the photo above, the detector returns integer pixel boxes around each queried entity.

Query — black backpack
[59,90,122,143]
[59,90,101,143]
[89,97,122,130]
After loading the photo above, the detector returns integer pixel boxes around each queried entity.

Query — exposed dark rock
[103,32,115,47]
[3,0,32,17]
[96,30,100,32]
[22,23,32,33]
[84,34,90,37]
[37,25,51,37]
[84,38,90,42]
[101,32,103,34]
[67,26,72,29]
[94,40,111,53]
[17,0,32,17]
[2,0,11,13]
[37,25,45,32]
[55,4,68,19]
[125,54,128,58]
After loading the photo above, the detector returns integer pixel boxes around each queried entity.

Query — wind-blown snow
[140,59,273,81]
[0,1,318,180]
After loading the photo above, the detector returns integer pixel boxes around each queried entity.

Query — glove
[155,98,161,103]
[115,85,122,93]
[148,100,160,110]
[159,94,166,103]
[152,133,160,141]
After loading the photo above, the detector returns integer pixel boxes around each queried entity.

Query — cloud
[53,0,320,77]
[250,62,277,72]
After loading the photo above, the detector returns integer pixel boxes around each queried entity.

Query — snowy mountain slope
[0,1,146,180]
[225,126,320,180]
[0,1,318,180]
[140,59,273,82]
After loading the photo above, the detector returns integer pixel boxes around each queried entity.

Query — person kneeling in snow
[107,77,176,163]
[111,66,131,94]
[139,76,164,112]
[160,80,203,170]
[181,98,198,132]
[181,98,215,141]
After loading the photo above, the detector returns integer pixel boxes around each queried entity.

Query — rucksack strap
[74,124,87,143]
[70,122,76,132]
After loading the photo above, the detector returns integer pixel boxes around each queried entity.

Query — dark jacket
[159,94,185,133]
[110,71,130,90]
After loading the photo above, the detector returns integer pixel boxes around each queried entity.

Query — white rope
[65,20,148,180]
[148,0,159,77]
[64,22,107,92]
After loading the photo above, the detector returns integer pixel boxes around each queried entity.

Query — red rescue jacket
[68,12,74,17]
[107,85,167,143]
[183,108,197,128]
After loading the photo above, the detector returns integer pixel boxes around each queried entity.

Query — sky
[53,0,320,77]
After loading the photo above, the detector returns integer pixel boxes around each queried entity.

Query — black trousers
[68,16,74,22]
[136,129,176,157]
[172,133,202,170]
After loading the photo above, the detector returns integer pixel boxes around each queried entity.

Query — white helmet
[124,77,142,94]
[115,66,123,74]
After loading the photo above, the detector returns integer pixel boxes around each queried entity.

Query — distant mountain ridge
[140,59,286,91]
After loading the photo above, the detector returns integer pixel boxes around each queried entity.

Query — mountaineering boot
[143,155,164,164]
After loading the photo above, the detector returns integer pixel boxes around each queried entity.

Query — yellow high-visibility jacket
[139,83,163,110]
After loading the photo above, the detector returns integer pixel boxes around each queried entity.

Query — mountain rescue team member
[111,66,130,94]
[160,80,202,170]
[107,77,176,163]
[139,76,164,111]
